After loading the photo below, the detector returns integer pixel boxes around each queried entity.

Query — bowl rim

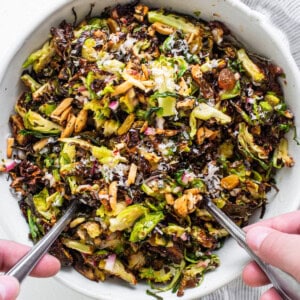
[0,0,299,299]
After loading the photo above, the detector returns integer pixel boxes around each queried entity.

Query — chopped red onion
[180,232,188,241]
[144,127,156,136]
[5,161,17,172]
[109,101,119,110]
[181,172,190,185]
[78,85,87,92]
[246,97,255,104]
[105,254,116,271]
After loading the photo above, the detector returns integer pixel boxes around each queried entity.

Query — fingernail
[0,282,6,300]
[0,276,19,300]
[246,226,274,251]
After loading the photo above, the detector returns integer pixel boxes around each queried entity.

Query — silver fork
[5,199,78,282]
[204,198,300,300]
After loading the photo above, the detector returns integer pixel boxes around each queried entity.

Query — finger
[242,261,270,286]
[244,210,300,234]
[260,287,283,300]
[0,240,61,277]
[246,226,300,282]
[0,276,19,300]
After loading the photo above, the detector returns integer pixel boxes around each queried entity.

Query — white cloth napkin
[243,0,300,68]
[203,1,299,298]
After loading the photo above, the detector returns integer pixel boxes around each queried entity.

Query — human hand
[242,210,300,300]
[0,240,60,300]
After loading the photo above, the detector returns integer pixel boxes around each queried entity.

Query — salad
[3,2,295,297]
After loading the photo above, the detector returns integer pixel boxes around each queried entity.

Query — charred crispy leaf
[9,114,29,146]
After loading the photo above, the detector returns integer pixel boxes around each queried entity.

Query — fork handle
[5,200,78,282]
[204,200,300,300]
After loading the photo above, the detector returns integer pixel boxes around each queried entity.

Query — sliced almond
[59,106,72,125]
[51,98,73,117]
[33,138,49,152]
[176,98,195,110]
[117,113,135,135]
[140,121,148,133]
[61,114,76,138]
[141,64,149,80]
[155,129,179,137]
[139,149,161,164]
[184,188,201,195]
[112,81,133,96]
[127,163,138,186]
[178,77,189,96]
[6,138,14,158]
[152,22,174,35]
[135,4,149,16]
[74,109,88,133]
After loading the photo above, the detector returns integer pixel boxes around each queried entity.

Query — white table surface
[0,1,299,299]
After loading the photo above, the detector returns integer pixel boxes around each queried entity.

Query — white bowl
[0,0,300,299]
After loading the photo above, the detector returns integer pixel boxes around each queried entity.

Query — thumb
[0,276,19,300]
[246,226,300,282]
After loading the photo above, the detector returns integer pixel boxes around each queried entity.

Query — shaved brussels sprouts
[21,74,41,92]
[109,204,148,232]
[82,38,98,62]
[238,122,268,160]
[148,10,200,34]
[139,266,174,283]
[32,188,60,221]
[23,40,56,73]
[23,110,62,134]
[130,211,164,242]
[190,103,231,137]
[100,257,137,284]
[219,81,241,100]
[59,137,126,165]
[237,48,265,83]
